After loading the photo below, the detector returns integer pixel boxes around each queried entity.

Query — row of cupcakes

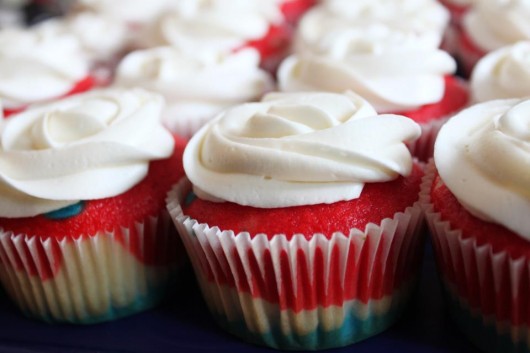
[0,0,529,352]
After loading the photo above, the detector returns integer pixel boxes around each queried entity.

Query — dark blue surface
[0,239,481,353]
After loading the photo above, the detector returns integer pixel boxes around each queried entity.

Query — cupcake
[423,98,530,353]
[137,0,292,73]
[296,0,450,54]
[113,46,273,138]
[458,0,530,77]
[470,41,530,103]
[167,91,426,350]
[0,27,95,117]
[278,24,469,161]
[0,88,187,324]
[35,12,130,86]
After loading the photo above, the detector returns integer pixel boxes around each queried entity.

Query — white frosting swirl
[279,25,456,112]
[435,98,530,240]
[297,0,449,54]
[139,0,283,53]
[463,0,530,52]
[37,13,129,61]
[471,41,530,102]
[184,91,421,208]
[0,28,90,109]
[76,0,176,25]
[0,88,175,218]
[114,47,273,133]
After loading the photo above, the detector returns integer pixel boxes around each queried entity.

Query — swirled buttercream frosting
[463,0,530,52]
[471,41,530,102]
[0,27,90,109]
[435,98,530,240]
[0,88,174,218]
[114,47,273,132]
[296,0,449,54]
[76,0,175,25]
[139,0,283,53]
[184,91,421,208]
[279,25,456,112]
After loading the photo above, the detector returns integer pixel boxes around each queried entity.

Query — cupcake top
[471,41,530,102]
[463,0,530,52]
[279,24,456,112]
[0,27,90,109]
[138,0,283,53]
[0,88,174,218]
[36,12,129,62]
[434,98,530,239]
[113,47,273,132]
[184,91,421,208]
[75,0,176,26]
[297,0,449,53]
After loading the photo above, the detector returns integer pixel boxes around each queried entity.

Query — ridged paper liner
[0,211,183,324]
[167,178,425,350]
[422,160,530,353]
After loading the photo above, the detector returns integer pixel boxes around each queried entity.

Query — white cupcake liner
[422,160,530,352]
[167,177,425,349]
[0,210,183,324]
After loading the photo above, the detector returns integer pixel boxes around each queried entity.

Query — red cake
[423,98,530,353]
[0,89,187,324]
[168,92,426,350]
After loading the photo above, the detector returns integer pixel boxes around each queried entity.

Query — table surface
[0,238,481,353]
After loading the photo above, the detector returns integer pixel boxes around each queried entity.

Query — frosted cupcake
[137,0,291,73]
[35,12,129,86]
[0,88,187,324]
[424,98,530,353]
[0,27,95,117]
[458,0,530,77]
[167,91,426,350]
[113,46,273,138]
[296,0,450,54]
[279,24,468,161]
[470,41,530,103]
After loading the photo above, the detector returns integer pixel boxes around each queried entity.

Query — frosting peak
[184,92,421,208]
[435,98,530,240]
[0,88,174,218]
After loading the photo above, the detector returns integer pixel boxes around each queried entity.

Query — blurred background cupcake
[457,0,530,77]
[0,88,187,324]
[470,41,530,103]
[0,26,95,117]
[113,46,273,138]
[168,91,425,350]
[423,98,530,353]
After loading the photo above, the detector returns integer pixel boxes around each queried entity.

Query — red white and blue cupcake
[168,91,425,350]
[423,98,530,353]
[0,88,187,324]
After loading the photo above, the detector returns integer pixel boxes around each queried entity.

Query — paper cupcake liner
[422,161,530,353]
[0,211,184,324]
[167,178,425,350]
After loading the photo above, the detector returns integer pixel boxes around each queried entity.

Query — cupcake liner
[0,210,183,324]
[167,177,425,350]
[422,161,530,353]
